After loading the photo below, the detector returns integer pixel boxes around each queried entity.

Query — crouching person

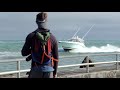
[80,56,94,68]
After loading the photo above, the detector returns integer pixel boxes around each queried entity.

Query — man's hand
[26,54,32,62]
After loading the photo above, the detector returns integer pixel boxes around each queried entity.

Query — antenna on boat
[72,27,81,38]
[82,24,95,40]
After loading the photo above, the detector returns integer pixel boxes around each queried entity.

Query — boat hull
[59,41,85,51]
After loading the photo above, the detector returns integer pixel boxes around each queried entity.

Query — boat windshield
[68,36,84,43]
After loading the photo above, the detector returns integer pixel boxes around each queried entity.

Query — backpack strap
[40,38,51,64]
[48,38,51,55]
[42,38,59,66]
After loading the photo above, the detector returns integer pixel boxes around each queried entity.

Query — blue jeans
[28,69,53,78]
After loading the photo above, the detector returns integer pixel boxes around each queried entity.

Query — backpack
[31,30,58,67]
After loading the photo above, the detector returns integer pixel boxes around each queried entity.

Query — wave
[0,44,120,60]
[68,44,120,53]
[0,40,24,44]
[0,51,24,60]
[0,51,21,57]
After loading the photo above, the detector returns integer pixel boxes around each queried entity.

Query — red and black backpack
[31,30,58,67]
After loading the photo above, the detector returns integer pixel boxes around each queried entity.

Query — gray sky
[0,12,120,40]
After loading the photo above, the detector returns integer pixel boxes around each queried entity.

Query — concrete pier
[0,64,120,78]
[0,53,120,78]
[57,70,120,78]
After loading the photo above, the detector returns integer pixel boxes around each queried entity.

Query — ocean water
[0,40,120,72]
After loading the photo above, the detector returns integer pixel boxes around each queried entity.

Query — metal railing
[0,53,120,78]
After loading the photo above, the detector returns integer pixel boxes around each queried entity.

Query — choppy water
[0,40,120,72]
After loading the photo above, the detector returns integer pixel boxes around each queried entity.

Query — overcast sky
[0,12,120,40]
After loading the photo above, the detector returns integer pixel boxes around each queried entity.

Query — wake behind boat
[59,24,95,51]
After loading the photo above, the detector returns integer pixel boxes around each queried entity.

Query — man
[21,12,59,78]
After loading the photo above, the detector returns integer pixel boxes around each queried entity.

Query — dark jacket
[21,29,59,75]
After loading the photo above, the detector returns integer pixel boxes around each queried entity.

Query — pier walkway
[0,53,120,78]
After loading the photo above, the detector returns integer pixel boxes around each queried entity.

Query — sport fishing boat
[59,36,85,51]
[59,24,95,51]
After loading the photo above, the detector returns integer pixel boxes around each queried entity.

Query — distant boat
[59,24,95,51]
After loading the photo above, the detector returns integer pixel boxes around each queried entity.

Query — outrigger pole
[72,27,81,38]
[82,24,95,40]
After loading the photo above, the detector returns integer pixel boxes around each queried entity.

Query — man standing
[21,12,59,78]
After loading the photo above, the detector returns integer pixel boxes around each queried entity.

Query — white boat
[59,24,95,51]
[59,36,85,51]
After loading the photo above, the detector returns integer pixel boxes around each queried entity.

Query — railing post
[116,54,119,70]
[86,56,89,73]
[17,61,20,78]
